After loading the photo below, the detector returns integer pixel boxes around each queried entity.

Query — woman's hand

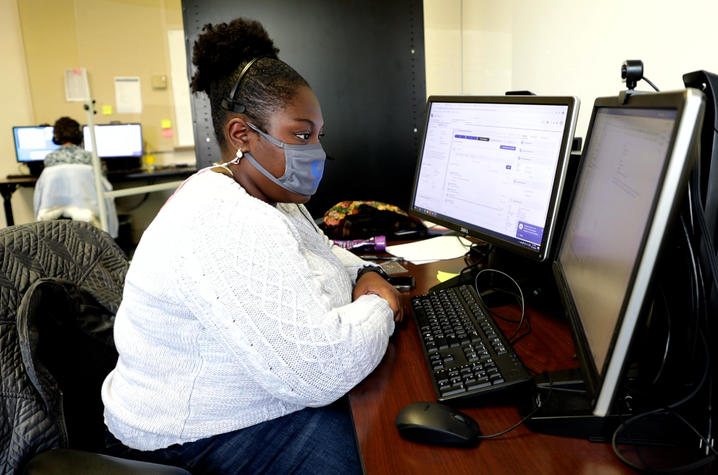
[353,271,404,322]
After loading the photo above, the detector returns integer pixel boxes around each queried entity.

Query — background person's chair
[33,164,119,238]
[0,221,188,474]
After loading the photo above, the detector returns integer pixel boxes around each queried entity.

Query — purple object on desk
[333,235,386,252]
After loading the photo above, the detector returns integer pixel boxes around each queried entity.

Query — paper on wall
[64,68,91,102]
[115,77,142,114]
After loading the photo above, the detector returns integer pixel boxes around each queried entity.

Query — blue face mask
[245,122,326,196]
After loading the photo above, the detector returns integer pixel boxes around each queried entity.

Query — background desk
[349,256,632,474]
[0,175,37,226]
[1,165,196,227]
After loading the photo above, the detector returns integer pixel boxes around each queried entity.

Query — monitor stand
[429,246,561,310]
[26,162,45,177]
[518,369,622,441]
[427,243,517,307]
[519,369,703,448]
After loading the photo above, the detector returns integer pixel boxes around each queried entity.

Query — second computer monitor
[12,125,59,163]
[408,95,579,261]
[554,89,705,418]
[83,123,143,159]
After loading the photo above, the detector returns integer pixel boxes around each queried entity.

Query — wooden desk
[1,166,196,227]
[349,257,633,474]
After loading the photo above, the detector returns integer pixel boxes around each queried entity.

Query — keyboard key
[441,386,467,397]
[467,381,491,391]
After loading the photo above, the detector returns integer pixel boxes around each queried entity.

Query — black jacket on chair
[0,221,127,473]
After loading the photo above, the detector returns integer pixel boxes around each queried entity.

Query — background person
[43,116,92,167]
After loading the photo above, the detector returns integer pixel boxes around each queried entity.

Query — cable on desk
[472,268,531,343]
[609,206,715,472]
[477,371,554,440]
[611,410,716,473]
[611,327,713,472]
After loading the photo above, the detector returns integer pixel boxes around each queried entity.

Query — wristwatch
[356,264,390,282]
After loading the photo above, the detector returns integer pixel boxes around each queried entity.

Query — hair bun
[191,18,279,94]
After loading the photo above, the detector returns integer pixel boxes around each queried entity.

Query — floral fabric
[322,201,407,228]
[43,145,92,167]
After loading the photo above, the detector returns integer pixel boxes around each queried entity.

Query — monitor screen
[13,126,60,163]
[83,123,143,158]
[408,96,579,261]
[553,89,704,417]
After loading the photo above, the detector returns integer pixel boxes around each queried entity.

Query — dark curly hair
[52,116,83,145]
[190,18,309,149]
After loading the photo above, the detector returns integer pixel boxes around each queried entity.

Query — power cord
[472,268,530,343]
[642,76,660,92]
[477,372,554,440]
[611,218,714,471]
[611,329,714,472]
[612,410,716,473]
[689,168,718,296]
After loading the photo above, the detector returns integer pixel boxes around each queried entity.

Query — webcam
[621,60,644,91]
[619,59,659,104]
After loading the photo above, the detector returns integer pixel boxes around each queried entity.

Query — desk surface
[106,165,196,181]
[349,256,633,474]
[4,165,196,184]
[1,175,39,185]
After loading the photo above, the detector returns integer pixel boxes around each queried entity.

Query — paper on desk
[386,235,470,264]
[437,270,459,282]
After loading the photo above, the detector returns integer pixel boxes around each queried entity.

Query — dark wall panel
[182,0,426,215]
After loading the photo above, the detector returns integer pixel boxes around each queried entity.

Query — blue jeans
[104,398,362,474]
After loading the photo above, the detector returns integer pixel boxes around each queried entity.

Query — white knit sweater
[101,170,394,450]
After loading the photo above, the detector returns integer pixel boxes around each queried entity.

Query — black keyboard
[410,284,531,402]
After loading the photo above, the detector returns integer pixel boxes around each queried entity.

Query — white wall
[424,0,718,142]
[0,0,36,227]
[423,0,463,95]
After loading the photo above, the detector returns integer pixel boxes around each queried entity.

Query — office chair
[0,220,188,474]
[33,163,119,238]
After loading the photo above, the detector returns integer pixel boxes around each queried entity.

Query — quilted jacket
[0,221,127,473]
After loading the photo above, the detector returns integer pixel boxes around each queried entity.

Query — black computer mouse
[395,401,481,447]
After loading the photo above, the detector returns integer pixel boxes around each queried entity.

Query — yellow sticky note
[161,119,172,129]
[101,105,113,115]
[436,270,459,283]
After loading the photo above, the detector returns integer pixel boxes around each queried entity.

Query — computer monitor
[550,89,704,426]
[82,123,143,159]
[12,125,60,164]
[408,95,579,262]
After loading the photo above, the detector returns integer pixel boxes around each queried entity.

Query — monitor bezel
[408,95,579,262]
[12,125,59,163]
[82,122,144,158]
[552,89,705,417]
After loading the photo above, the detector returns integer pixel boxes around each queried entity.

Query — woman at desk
[43,117,91,167]
[101,17,402,474]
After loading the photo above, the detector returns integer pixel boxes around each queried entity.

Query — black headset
[220,57,266,113]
